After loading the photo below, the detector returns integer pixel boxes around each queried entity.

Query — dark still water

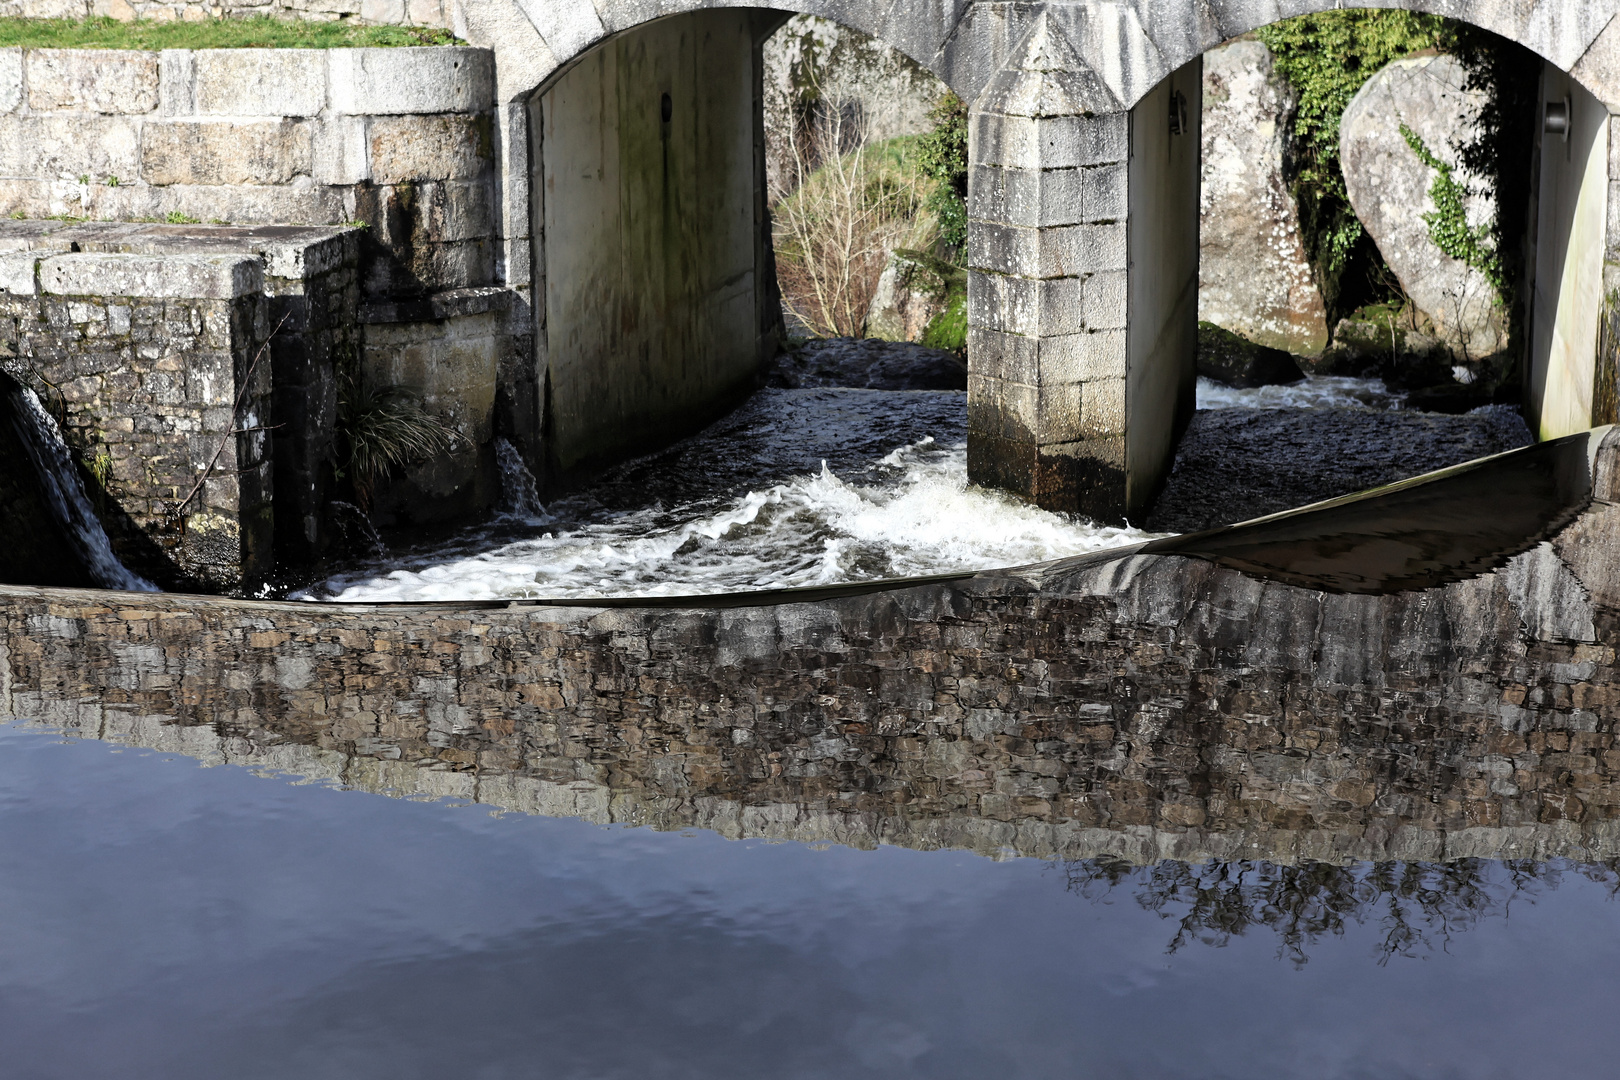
[3,718,1619,1080]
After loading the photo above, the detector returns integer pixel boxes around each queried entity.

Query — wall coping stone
[360,284,515,323]
[40,252,263,299]
[0,221,362,284]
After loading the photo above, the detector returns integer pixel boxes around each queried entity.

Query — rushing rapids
[298,367,1531,604]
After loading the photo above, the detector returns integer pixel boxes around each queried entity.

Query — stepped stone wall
[0,46,497,300]
[0,249,272,591]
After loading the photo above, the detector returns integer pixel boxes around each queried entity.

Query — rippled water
[3,714,1620,1080]
[301,389,1152,603]
[1196,373,1404,410]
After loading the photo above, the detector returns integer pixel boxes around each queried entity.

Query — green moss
[894,248,967,352]
[0,15,464,50]
[1399,123,1503,300]
[915,92,967,252]
[1256,11,1451,311]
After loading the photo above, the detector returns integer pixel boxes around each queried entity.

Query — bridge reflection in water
[5,431,1620,970]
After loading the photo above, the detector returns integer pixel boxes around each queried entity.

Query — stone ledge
[326,48,495,116]
[39,252,263,299]
[0,221,363,282]
[360,285,515,324]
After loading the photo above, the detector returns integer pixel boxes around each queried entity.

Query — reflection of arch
[454,0,1620,513]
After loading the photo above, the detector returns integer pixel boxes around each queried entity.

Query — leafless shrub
[771,81,931,339]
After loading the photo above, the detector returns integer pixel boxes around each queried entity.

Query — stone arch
[468,2,958,482]
[959,1,1620,521]
[448,0,1620,513]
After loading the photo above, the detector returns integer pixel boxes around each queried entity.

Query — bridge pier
[966,25,1199,524]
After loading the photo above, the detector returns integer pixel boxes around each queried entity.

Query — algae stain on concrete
[536,9,768,478]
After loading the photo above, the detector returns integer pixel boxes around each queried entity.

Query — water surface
[2,718,1618,1080]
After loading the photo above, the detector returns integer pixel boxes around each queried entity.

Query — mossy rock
[1197,321,1305,388]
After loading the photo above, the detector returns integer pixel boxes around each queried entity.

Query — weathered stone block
[359,0,404,22]
[91,182,349,227]
[327,47,495,116]
[967,372,1038,443]
[141,120,313,185]
[158,49,194,116]
[194,49,327,117]
[968,326,1039,383]
[514,0,606,61]
[970,163,1126,228]
[1082,269,1127,330]
[1080,377,1126,437]
[0,252,36,293]
[26,49,159,113]
[1042,328,1127,384]
[1525,0,1620,71]
[969,220,1125,279]
[0,115,141,180]
[368,113,491,183]
[0,50,22,114]
[967,271,1083,337]
[312,113,370,184]
[971,110,1127,170]
[40,253,263,299]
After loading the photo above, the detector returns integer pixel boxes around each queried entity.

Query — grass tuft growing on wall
[0,15,463,50]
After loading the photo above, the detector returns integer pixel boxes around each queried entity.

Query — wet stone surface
[1147,404,1532,533]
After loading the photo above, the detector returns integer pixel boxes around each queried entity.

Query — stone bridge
[2,0,1619,582]
[458,0,1620,520]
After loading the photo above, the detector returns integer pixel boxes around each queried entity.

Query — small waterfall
[494,437,549,521]
[327,500,387,559]
[6,383,156,592]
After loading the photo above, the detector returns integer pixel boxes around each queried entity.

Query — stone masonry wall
[0,0,448,27]
[5,429,1620,868]
[360,284,511,525]
[0,251,271,592]
[0,220,364,570]
[0,46,496,300]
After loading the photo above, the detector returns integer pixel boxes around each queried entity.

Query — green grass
[0,15,464,49]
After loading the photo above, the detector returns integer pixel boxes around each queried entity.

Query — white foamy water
[1197,375,1403,411]
[305,439,1156,603]
[9,384,156,592]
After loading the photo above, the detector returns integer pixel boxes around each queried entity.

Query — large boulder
[1340,54,1508,363]
[1199,40,1330,358]
[763,14,946,199]
[1197,321,1305,388]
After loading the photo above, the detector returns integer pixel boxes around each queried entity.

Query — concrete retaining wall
[1531,66,1611,439]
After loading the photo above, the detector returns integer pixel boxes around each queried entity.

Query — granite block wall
[0,250,271,592]
[0,46,496,301]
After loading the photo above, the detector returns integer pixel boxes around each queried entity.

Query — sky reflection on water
[2,721,1618,1080]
